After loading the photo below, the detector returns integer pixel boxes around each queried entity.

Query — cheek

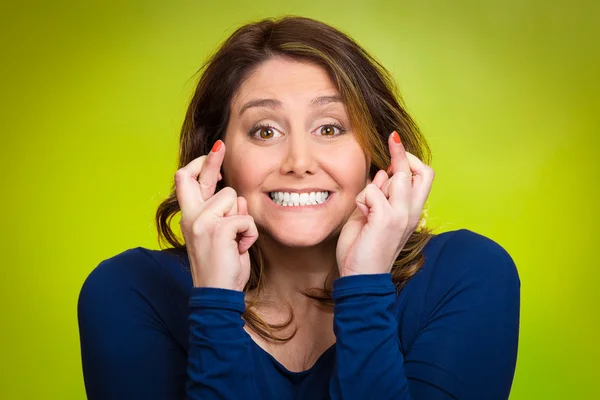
[224,148,273,193]
[329,148,369,193]
[348,167,369,195]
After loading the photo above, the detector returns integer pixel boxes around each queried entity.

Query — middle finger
[198,140,226,201]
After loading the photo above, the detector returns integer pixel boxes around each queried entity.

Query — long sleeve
[78,249,261,400]
[186,287,259,399]
[330,238,520,399]
[330,273,410,398]
[78,255,188,399]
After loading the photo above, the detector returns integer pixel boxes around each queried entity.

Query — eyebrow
[238,95,343,117]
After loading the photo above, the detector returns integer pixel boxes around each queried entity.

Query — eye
[317,123,346,137]
[248,122,347,141]
[249,124,282,140]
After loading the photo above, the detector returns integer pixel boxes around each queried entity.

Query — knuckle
[174,169,186,184]
[190,219,202,236]
[220,186,238,199]
[191,218,209,237]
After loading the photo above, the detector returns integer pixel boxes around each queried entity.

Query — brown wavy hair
[155,16,435,343]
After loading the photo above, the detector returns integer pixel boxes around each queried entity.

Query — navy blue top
[78,228,520,399]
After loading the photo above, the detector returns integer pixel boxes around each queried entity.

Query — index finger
[198,140,226,200]
[387,131,412,207]
[174,140,225,218]
[388,131,410,176]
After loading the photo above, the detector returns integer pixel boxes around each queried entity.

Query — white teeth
[290,193,300,205]
[269,191,330,207]
[316,192,322,202]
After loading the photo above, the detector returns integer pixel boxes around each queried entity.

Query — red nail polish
[392,131,401,144]
[211,140,223,152]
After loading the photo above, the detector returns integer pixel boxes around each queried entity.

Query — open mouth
[268,191,331,207]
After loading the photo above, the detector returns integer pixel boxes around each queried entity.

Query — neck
[251,233,339,307]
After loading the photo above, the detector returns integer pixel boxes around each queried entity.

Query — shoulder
[78,247,193,316]
[396,229,521,350]
[80,247,185,287]
[397,229,520,321]
[420,228,520,288]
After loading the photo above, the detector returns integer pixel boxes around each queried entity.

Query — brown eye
[258,127,275,139]
[320,126,335,136]
[249,124,282,141]
[318,124,345,137]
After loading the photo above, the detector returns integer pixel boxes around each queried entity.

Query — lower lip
[265,193,333,210]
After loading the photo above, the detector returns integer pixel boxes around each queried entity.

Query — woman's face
[223,57,369,247]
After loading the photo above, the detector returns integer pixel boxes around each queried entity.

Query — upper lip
[266,188,331,193]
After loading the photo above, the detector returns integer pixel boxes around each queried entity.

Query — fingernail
[211,140,223,152]
[392,131,401,144]
[218,172,222,180]
[387,165,392,174]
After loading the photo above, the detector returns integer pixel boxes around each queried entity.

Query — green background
[1,0,598,398]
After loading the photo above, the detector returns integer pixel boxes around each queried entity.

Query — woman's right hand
[174,140,259,291]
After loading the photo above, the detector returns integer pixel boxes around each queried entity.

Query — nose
[280,131,318,176]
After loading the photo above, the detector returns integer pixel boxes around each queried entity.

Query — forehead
[231,57,339,110]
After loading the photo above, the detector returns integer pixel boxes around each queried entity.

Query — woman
[78,16,520,399]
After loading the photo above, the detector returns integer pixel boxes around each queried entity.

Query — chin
[263,225,338,248]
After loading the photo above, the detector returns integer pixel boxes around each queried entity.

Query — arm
[77,257,187,399]
[330,239,520,399]
[78,252,260,400]
[186,287,259,399]
[330,273,410,398]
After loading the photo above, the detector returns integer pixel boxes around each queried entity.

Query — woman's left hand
[336,131,435,277]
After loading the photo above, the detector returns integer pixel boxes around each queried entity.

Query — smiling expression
[222,57,370,247]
